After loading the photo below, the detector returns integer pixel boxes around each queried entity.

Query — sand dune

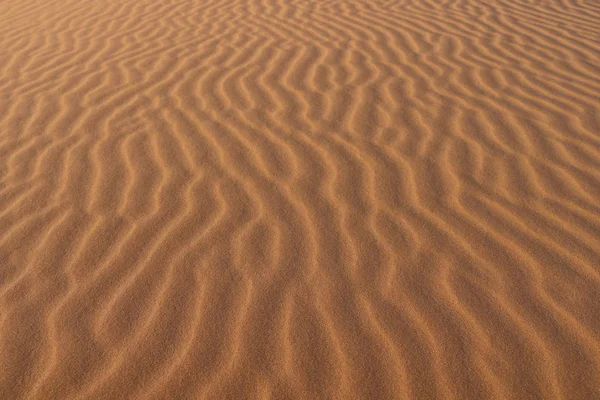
[1,0,599,398]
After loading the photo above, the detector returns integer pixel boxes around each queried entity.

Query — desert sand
[1,0,599,398]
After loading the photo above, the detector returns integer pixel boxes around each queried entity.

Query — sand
[1,0,599,398]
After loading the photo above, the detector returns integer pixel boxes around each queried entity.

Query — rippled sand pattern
[1,0,600,398]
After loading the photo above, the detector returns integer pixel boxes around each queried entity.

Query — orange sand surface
[1,0,600,398]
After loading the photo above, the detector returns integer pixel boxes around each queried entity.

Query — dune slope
[1,0,600,398]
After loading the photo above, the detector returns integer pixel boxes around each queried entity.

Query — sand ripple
[1,0,599,398]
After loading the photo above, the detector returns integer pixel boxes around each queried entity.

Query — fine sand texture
[1,0,600,398]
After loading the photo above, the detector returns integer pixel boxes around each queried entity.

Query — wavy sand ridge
[1,0,600,398]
